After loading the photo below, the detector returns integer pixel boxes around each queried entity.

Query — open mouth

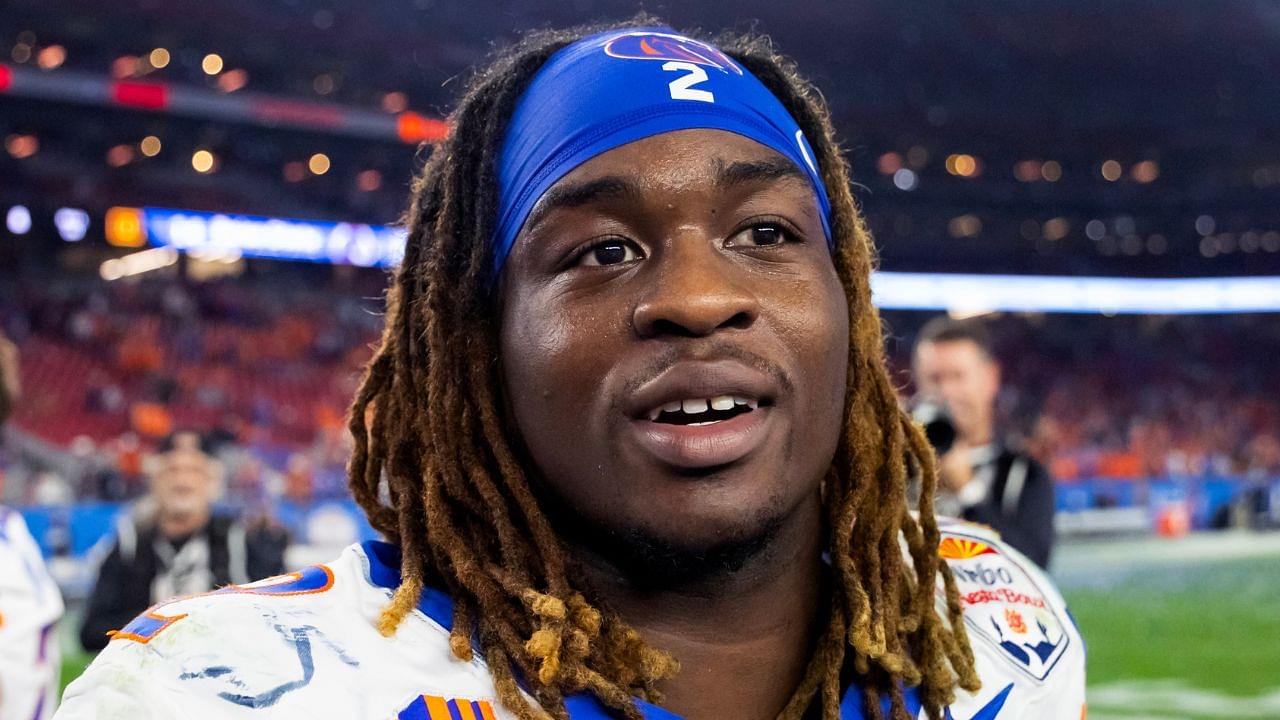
[646,395,764,426]
[624,360,782,469]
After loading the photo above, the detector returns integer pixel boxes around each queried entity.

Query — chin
[646,458,794,523]
[604,509,785,589]
[572,487,793,589]
[162,496,204,517]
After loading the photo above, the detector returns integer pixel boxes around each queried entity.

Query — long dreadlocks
[347,16,980,720]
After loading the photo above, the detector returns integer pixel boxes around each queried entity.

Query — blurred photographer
[79,430,288,651]
[912,317,1055,568]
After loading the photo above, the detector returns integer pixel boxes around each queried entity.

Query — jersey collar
[361,541,921,720]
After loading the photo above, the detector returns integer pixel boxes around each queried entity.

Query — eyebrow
[522,157,808,232]
[524,176,641,233]
[715,157,807,189]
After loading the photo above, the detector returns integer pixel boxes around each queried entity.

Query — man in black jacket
[913,317,1056,568]
[79,431,287,651]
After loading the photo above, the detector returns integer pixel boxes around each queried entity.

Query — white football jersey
[0,507,63,720]
[57,519,1083,719]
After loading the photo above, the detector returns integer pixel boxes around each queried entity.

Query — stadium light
[356,169,382,191]
[111,80,168,110]
[6,205,31,234]
[396,111,449,143]
[202,53,224,75]
[308,153,331,175]
[5,133,38,158]
[36,45,65,70]
[106,144,134,167]
[1132,160,1160,183]
[871,272,1280,315]
[105,207,146,247]
[191,149,216,173]
[100,247,178,281]
[149,48,170,69]
[117,206,407,267]
[381,91,408,113]
[54,207,89,241]
[217,69,248,93]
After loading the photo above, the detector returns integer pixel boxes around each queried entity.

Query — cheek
[777,273,849,398]
[499,285,628,440]
[818,297,851,425]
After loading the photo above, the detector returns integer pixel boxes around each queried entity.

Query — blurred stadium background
[1,1,1278,718]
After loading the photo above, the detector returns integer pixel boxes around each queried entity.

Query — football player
[0,333,63,720]
[57,19,1084,720]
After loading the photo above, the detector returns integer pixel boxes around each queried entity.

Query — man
[912,318,1055,568]
[0,332,63,720]
[78,431,287,651]
[58,20,1084,720]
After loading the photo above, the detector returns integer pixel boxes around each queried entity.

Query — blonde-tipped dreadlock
[347,16,979,720]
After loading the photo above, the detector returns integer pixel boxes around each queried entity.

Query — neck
[959,414,994,448]
[572,493,826,720]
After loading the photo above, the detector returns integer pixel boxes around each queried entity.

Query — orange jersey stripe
[452,699,478,720]
[424,695,452,720]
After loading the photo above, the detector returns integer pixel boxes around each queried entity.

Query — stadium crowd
[0,272,381,507]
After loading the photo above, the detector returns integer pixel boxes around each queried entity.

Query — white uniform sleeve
[0,508,63,720]
[53,563,370,720]
[935,519,1086,720]
[55,653,190,720]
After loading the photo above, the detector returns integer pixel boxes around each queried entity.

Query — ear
[980,356,1002,402]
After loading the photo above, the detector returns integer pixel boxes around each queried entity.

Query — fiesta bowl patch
[938,531,1069,682]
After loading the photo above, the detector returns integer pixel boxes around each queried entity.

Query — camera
[911,398,957,455]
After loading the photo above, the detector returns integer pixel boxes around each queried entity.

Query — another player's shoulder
[0,505,61,611]
[56,542,505,720]
[0,504,34,544]
[932,516,1086,720]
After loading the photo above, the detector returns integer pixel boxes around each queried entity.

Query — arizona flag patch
[939,537,999,560]
[938,531,1070,682]
[397,694,498,720]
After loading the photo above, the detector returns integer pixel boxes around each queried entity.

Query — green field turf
[60,651,91,696]
[1057,534,1280,719]
[1063,555,1280,698]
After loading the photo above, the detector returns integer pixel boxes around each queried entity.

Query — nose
[632,236,759,339]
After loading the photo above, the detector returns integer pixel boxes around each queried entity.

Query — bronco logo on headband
[603,31,743,75]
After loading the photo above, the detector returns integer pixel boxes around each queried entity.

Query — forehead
[916,338,989,367]
[160,448,211,470]
[547,128,808,198]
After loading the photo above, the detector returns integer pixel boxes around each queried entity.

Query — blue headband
[491,27,834,277]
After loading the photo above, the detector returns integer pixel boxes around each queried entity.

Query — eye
[730,222,791,248]
[577,238,644,267]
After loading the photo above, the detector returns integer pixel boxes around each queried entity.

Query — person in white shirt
[1,332,64,720]
[0,507,63,720]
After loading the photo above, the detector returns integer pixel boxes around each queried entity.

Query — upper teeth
[648,395,757,421]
